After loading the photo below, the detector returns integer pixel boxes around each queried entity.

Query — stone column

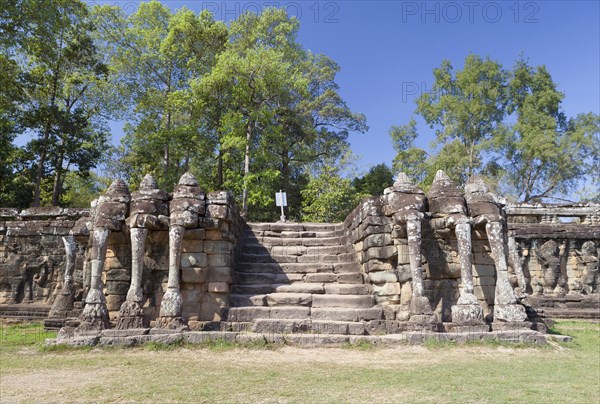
[508,236,528,295]
[451,220,484,324]
[486,221,527,322]
[115,227,148,329]
[407,216,431,314]
[155,172,204,330]
[79,228,111,330]
[117,173,169,330]
[49,236,77,318]
[158,224,185,324]
[428,170,483,325]
[465,175,528,325]
[77,179,130,332]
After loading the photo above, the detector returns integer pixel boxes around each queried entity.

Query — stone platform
[47,327,554,348]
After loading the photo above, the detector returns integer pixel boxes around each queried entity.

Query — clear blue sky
[102,0,600,174]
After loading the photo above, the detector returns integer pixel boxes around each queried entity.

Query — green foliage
[491,59,600,201]
[94,1,228,190]
[352,163,394,196]
[1,0,112,206]
[301,151,365,222]
[392,54,599,201]
[2,2,368,215]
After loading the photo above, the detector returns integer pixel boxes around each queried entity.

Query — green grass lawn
[0,320,598,403]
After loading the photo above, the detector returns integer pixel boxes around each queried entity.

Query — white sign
[275,191,287,207]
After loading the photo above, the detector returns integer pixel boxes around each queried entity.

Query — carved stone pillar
[117,174,168,330]
[48,236,77,318]
[115,227,148,329]
[80,227,111,330]
[78,179,130,332]
[464,175,527,324]
[156,172,204,330]
[384,173,435,328]
[486,221,527,322]
[507,236,528,296]
[428,170,483,325]
[407,216,432,316]
[451,220,484,324]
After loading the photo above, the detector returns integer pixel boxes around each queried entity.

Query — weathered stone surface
[266,293,312,306]
[312,295,373,308]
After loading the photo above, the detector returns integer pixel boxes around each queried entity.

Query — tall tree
[491,60,600,202]
[416,54,508,181]
[194,11,366,220]
[94,1,227,188]
[196,9,307,218]
[1,0,110,206]
[391,54,599,201]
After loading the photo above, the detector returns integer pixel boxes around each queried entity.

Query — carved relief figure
[576,241,598,294]
[534,240,566,295]
[10,258,49,304]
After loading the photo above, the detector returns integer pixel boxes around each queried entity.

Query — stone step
[227,306,310,322]
[240,236,348,247]
[231,284,273,295]
[310,307,383,322]
[250,319,366,335]
[237,246,353,263]
[251,318,311,333]
[246,222,344,233]
[272,283,325,294]
[235,262,335,274]
[312,294,374,308]
[231,281,370,296]
[227,306,383,323]
[323,284,369,295]
[265,292,312,306]
[229,294,267,307]
[237,253,300,264]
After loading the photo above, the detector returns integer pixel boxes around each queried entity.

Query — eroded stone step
[229,294,267,307]
[235,262,335,274]
[312,294,374,308]
[323,284,369,295]
[241,234,348,245]
[227,306,310,322]
[246,222,344,233]
[250,319,367,335]
[272,283,325,294]
[266,292,312,306]
[311,307,383,322]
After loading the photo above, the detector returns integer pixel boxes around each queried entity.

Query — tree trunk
[32,149,46,207]
[217,149,223,188]
[51,153,64,206]
[241,119,253,220]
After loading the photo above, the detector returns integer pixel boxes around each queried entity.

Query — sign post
[275,190,287,222]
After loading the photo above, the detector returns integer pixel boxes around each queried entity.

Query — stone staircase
[227,222,382,334]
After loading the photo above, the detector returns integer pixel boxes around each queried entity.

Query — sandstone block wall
[0,191,242,323]
[0,207,90,305]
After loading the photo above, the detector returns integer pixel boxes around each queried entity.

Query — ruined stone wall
[0,191,242,324]
[343,197,499,322]
[98,190,242,323]
[343,199,600,322]
[1,194,598,323]
[506,205,600,314]
[0,207,90,306]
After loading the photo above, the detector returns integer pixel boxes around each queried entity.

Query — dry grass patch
[1,320,598,403]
